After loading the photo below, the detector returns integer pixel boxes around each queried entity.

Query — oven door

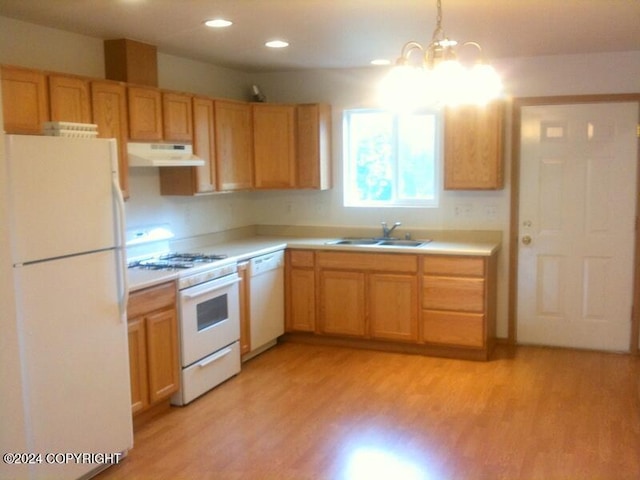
[178,272,240,367]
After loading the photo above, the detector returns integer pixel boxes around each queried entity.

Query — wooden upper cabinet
[1,65,49,134]
[91,80,130,198]
[48,74,92,124]
[252,103,296,189]
[214,99,254,191]
[162,91,193,142]
[444,101,504,190]
[296,103,332,190]
[159,96,217,195]
[192,97,217,192]
[128,86,162,141]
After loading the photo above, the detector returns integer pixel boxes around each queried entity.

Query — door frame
[508,94,640,353]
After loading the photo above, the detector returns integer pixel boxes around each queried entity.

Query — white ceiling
[0,0,639,72]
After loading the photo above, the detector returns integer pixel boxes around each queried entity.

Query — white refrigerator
[3,135,133,479]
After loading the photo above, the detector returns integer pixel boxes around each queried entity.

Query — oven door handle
[198,346,233,368]
[182,277,241,300]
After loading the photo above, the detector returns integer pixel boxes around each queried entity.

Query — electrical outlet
[485,205,498,220]
[454,204,473,218]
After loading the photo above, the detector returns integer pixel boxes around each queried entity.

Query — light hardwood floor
[97,343,640,480]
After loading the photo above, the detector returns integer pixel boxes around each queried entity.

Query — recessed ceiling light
[205,18,233,28]
[265,40,289,49]
[371,59,391,66]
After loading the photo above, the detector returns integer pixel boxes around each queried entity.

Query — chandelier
[379,0,502,109]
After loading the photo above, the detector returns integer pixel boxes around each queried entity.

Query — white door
[517,102,638,351]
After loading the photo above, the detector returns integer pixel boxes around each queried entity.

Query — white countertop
[128,234,500,292]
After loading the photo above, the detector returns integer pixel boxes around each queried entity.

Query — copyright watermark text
[3,452,123,465]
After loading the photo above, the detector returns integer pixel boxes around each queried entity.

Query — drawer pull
[198,346,233,368]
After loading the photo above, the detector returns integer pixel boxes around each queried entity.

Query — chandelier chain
[432,0,445,43]
[380,0,503,108]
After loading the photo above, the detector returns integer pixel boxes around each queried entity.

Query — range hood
[127,142,205,167]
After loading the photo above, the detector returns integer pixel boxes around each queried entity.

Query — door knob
[522,235,532,246]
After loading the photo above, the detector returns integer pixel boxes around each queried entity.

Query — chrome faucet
[381,221,401,238]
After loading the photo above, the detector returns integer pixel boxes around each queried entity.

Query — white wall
[0,15,255,240]
[250,51,640,232]
[0,16,105,78]
[249,52,640,339]
[250,67,511,232]
[1,14,639,340]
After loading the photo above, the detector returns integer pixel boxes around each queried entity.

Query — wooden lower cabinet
[286,250,316,332]
[370,273,418,342]
[316,251,418,341]
[127,282,179,416]
[319,270,366,336]
[127,317,148,414]
[287,268,316,332]
[422,276,485,312]
[286,250,419,342]
[423,311,485,348]
[284,248,497,360]
[421,255,496,356]
[238,261,251,355]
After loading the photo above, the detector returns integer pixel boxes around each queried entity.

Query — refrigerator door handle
[112,169,129,322]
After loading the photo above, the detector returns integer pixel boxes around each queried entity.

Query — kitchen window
[343,108,441,208]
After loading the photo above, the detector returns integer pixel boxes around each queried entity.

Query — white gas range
[127,228,241,405]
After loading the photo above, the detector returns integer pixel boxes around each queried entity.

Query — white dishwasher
[247,250,285,359]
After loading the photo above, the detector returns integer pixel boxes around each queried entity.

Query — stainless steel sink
[327,238,379,245]
[377,239,428,247]
[326,238,430,248]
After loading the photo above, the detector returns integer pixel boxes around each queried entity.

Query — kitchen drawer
[172,341,241,406]
[422,276,485,312]
[423,310,484,347]
[422,255,485,277]
[288,249,315,268]
[128,282,176,318]
[317,251,418,273]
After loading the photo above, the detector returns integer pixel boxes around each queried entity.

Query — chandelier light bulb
[378,0,503,110]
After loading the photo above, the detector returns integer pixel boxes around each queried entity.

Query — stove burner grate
[158,252,228,263]
[127,252,228,271]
